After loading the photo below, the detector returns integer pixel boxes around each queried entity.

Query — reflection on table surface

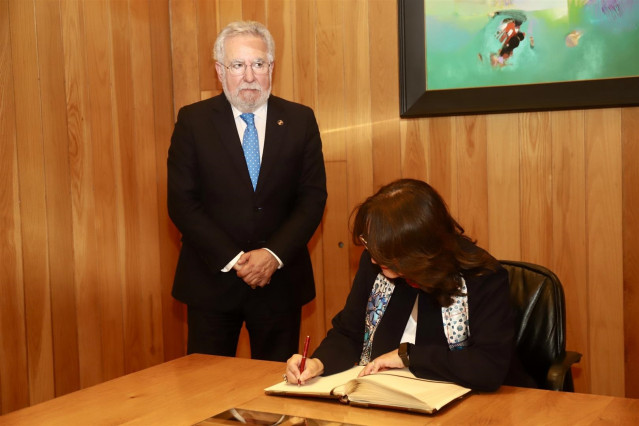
[197,407,362,426]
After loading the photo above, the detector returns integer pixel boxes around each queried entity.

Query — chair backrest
[500,260,567,389]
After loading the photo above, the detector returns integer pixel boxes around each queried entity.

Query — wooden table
[1,354,637,425]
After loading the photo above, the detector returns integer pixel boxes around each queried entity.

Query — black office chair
[500,260,582,391]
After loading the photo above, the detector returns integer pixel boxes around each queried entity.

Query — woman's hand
[358,348,404,377]
[285,354,324,385]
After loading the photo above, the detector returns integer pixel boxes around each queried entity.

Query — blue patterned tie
[240,113,260,190]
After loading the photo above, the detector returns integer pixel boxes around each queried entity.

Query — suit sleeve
[167,106,243,271]
[409,267,516,391]
[262,106,327,264]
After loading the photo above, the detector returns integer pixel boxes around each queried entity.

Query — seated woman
[285,179,534,391]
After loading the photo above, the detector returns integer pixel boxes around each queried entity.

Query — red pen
[298,335,311,385]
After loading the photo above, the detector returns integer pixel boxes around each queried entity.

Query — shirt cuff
[221,251,244,272]
[263,248,283,269]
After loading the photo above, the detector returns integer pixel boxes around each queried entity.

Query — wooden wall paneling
[400,119,428,181]
[149,0,185,362]
[0,0,29,413]
[83,0,126,384]
[170,0,201,116]
[266,0,294,100]
[60,0,103,389]
[35,0,81,396]
[368,0,401,188]
[218,0,242,27]
[165,0,196,358]
[551,110,589,393]
[301,228,326,355]
[315,0,345,162]
[342,0,373,281]
[108,0,136,378]
[455,116,489,246]
[109,0,138,375]
[242,0,266,24]
[486,113,520,260]
[291,0,317,111]
[10,0,56,405]
[621,107,639,398]
[195,0,218,93]
[585,108,624,396]
[292,0,327,354]
[125,0,164,373]
[519,112,552,265]
[427,117,457,217]
[235,326,251,359]
[322,162,351,332]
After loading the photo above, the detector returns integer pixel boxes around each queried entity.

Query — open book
[264,365,471,414]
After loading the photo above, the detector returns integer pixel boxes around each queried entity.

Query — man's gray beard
[221,75,271,113]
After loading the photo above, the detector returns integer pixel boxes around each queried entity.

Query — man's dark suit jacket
[168,94,327,313]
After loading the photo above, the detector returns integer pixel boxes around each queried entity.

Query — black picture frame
[398,0,639,118]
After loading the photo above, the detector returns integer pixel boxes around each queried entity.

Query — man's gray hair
[213,21,275,63]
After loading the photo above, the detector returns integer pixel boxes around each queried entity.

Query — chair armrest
[547,351,582,391]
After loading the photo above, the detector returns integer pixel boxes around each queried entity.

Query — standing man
[168,21,327,361]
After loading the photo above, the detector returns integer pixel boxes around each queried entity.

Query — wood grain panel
[291,0,317,110]
[322,162,351,331]
[0,0,29,413]
[149,0,185,362]
[585,108,624,397]
[10,0,55,405]
[519,112,552,265]
[342,0,373,281]
[236,325,251,359]
[218,0,242,26]
[293,1,327,355]
[315,0,345,162]
[35,0,81,396]
[195,0,218,92]
[368,0,401,188]
[551,110,589,393]
[83,0,126,384]
[125,0,164,373]
[170,0,201,115]
[486,113,520,260]
[267,0,294,100]
[242,0,266,24]
[108,0,135,378]
[621,107,639,398]
[60,0,103,389]
[455,116,489,246]
[401,118,428,181]
[427,117,457,216]
[301,226,326,355]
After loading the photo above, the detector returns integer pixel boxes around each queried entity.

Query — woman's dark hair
[352,179,500,307]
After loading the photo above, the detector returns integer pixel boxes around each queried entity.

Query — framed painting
[399,0,639,117]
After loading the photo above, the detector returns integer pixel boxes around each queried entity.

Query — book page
[344,372,470,413]
[264,365,364,397]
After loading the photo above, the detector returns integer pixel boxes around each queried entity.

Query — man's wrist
[262,247,283,269]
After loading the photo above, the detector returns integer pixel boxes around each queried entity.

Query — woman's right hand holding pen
[285,355,324,385]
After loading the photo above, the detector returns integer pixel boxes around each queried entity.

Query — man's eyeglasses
[219,61,272,76]
[359,235,368,249]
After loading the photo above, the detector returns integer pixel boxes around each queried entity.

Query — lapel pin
[277,120,284,126]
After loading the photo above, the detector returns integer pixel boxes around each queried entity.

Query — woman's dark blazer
[167,94,327,313]
[313,250,532,391]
